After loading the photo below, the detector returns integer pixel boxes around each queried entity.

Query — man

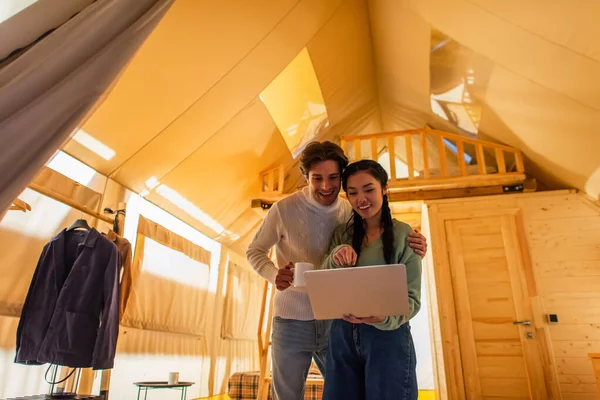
[247,141,427,400]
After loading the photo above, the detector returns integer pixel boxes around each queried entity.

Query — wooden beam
[421,131,430,179]
[405,135,415,180]
[370,137,378,160]
[388,178,536,202]
[457,141,467,177]
[388,173,526,192]
[277,165,285,193]
[495,148,506,174]
[268,170,275,192]
[29,182,113,224]
[425,128,519,152]
[515,151,525,173]
[476,143,487,175]
[388,136,396,181]
[438,136,448,178]
[257,280,269,359]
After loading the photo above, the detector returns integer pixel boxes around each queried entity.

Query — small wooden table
[133,381,194,400]
[589,353,600,394]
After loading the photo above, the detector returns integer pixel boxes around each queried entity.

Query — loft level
[252,128,534,208]
[340,128,534,201]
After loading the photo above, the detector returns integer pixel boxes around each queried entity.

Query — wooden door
[445,214,548,399]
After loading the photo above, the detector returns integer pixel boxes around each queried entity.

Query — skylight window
[429,28,491,136]
[259,48,328,158]
[71,129,116,160]
[155,184,240,242]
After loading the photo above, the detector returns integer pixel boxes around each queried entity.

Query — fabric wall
[121,216,211,336]
[111,215,214,399]
[221,262,264,341]
[210,250,261,396]
[102,182,260,398]
[0,153,261,398]
[370,0,600,199]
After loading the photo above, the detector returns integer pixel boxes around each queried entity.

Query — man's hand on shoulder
[275,262,294,291]
[408,229,428,257]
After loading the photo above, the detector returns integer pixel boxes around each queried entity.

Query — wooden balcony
[341,128,533,201]
[252,164,287,212]
[259,165,285,201]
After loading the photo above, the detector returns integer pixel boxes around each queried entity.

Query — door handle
[513,320,531,326]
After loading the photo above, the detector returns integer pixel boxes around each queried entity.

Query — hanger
[67,210,91,231]
[67,218,91,231]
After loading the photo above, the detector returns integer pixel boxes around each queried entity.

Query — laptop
[304,264,409,320]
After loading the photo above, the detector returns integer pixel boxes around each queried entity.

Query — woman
[321,159,421,400]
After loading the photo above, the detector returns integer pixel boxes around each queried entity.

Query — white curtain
[0,0,173,214]
[121,216,212,336]
[221,262,264,341]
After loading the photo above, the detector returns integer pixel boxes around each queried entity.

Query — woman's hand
[332,245,357,267]
[343,314,385,324]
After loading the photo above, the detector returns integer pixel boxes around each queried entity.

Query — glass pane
[429,28,492,135]
[260,48,329,158]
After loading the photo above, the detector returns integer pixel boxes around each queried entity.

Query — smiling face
[345,170,387,220]
[306,160,342,207]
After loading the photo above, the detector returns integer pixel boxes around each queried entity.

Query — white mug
[293,262,314,288]
[168,372,179,385]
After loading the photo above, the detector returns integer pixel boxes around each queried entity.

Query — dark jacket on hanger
[15,228,120,370]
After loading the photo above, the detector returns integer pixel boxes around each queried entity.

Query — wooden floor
[202,389,436,399]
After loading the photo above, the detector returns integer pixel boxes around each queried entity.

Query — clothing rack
[29,182,113,224]
[27,184,122,399]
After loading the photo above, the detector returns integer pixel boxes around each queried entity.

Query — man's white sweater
[246,187,352,320]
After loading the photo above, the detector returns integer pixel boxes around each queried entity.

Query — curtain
[0,0,174,214]
[113,216,213,398]
[221,262,264,341]
[121,216,212,336]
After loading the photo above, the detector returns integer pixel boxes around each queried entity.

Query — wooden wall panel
[520,194,600,399]
[427,190,600,400]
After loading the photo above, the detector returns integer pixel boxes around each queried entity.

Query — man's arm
[246,204,282,285]
[408,229,427,257]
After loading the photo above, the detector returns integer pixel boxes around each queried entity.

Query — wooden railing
[341,128,526,192]
[259,164,285,200]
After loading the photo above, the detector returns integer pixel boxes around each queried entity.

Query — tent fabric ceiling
[61,0,600,251]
